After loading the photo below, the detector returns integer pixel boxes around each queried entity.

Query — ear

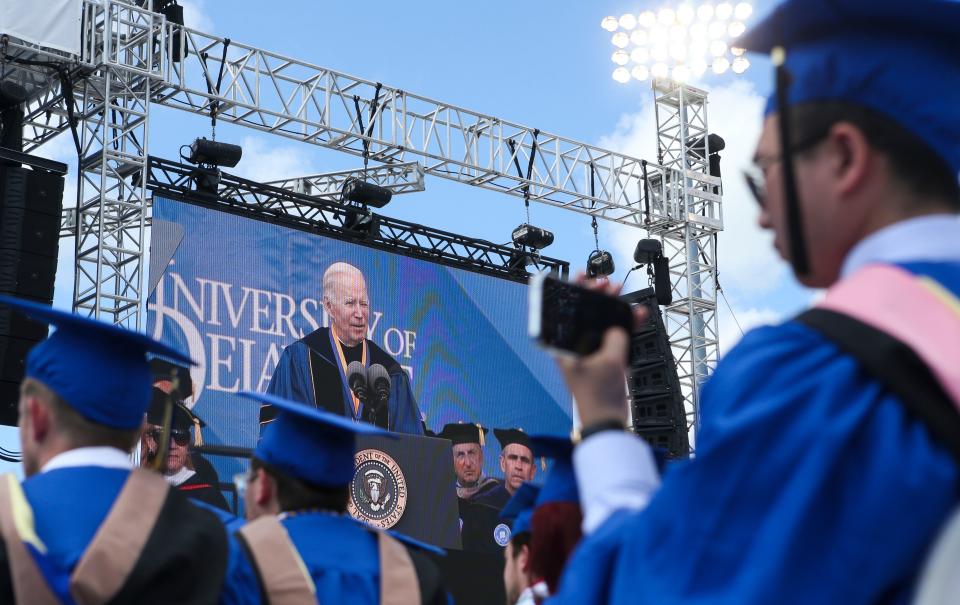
[499,454,507,473]
[825,122,872,199]
[26,396,51,444]
[519,543,531,574]
[254,468,275,507]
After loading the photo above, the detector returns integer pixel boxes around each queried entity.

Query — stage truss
[2,0,723,446]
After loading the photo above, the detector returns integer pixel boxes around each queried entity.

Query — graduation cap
[238,391,395,487]
[437,422,488,447]
[500,482,541,537]
[493,428,532,451]
[149,358,194,400]
[0,295,193,430]
[740,0,960,276]
[530,434,579,507]
[146,388,206,446]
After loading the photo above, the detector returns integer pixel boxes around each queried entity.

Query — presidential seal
[348,449,408,529]
[493,523,512,547]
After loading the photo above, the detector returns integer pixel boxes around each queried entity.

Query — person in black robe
[476,428,537,510]
[262,262,424,434]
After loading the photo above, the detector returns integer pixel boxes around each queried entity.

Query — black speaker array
[0,164,65,425]
[623,288,689,459]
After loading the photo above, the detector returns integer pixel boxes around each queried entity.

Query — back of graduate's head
[503,530,532,605]
[528,502,583,595]
[245,456,349,520]
[19,378,140,477]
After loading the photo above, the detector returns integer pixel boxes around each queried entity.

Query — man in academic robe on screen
[262,261,424,435]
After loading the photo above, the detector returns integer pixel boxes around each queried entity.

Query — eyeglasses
[742,130,832,208]
[146,428,191,447]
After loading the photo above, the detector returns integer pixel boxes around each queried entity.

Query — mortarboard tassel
[477,423,485,447]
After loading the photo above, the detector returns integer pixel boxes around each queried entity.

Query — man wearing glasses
[143,388,229,511]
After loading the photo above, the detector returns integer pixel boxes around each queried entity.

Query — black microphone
[346,361,368,403]
[367,364,391,406]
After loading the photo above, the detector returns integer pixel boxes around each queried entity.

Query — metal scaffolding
[650,79,723,443]
[3,0,722,445]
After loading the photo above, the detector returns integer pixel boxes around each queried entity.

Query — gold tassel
[540,457,547,472]
[192,415,203,447]
[477,423,484,447]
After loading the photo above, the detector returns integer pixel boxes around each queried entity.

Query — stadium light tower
[602,2,753,84]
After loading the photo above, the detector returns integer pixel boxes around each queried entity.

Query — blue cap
[0,295,193,429]
[239,391,395,487]
[501,482,540,536]
[531,434,579,507]
[740,0,960,175]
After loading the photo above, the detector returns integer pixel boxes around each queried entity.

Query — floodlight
[638,10,657,28]
[612,32,630,48]
[670,25,688,41]
[670,43,687,61]
[708,22,726,38]
[650,26,670,45]
[586,250,616,278]
[601,16,619,32]
[731,46,745,56]
[630,30,649,46]
[612,50,630,66]
[658,8,676,25]
[631,65,650,81]
[651,44,669,62]
[716,2,734,20]
[512,224,554,250]
[710,40,727,57]
[712,57,730,74]
[732,56,750,74]
[690,58,709,76]
[728,21,746,37]
[734,2,753,20]
[697,3,714,22]
[342,178,393,208]
[676,4,696,24]
[689,22,709,41]
[651,63,670,79]
[619,13,638,30]
[186,138,243,167]
[613,67,631,83]
[631,48,650,64]
[672,65,691,82]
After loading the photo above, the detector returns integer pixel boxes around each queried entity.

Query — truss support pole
[650,79,723,451]
[74,0,159,329]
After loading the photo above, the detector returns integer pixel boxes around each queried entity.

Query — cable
[719,287,744,337]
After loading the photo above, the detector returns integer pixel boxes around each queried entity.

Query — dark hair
[250,457,349,513]
[509,530,531,560]
[22,379,139,452]
[528,502,583,595]
[790,102,960,210]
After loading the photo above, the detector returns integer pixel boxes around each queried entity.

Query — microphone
[367,364,391,406]
[346,361,368,403]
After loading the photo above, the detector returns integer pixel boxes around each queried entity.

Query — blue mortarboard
[740,0,960,175]
[501,482,541,536]
[239,391,395,487]
[531,434,579,507]
[0,295,193,429]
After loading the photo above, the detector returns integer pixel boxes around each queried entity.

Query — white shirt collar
[41,446,133,474]
[841,214,960,278]
[165,467,196,487]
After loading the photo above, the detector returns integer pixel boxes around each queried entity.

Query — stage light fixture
[343,207,380,238]
[512,224,555,251]
[633,239,672,306]
[619,13,638,30]
[612,50,630,66]
[601,16,619,32]
[186,137,242,168]
[613,67,631,83]
[341,178,393,208]
[612,32,630,48]
[586,250,616,278]
[631,65,650,82]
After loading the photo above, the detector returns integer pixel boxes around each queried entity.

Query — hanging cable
[201,38,231,140]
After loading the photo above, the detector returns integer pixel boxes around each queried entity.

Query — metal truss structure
[2,0,723,444]
[266,162,425,198]
[649,79,723,442]
[145,157,568,283]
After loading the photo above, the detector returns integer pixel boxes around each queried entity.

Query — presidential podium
[353,433,462,549]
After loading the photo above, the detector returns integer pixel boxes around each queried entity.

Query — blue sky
[35,0,814,355]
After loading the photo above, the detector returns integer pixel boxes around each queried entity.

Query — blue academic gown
[550,262,960,605]
[231,513,385,604]
[268,337,424,435]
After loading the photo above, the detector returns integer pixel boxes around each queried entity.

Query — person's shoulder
[366,339,403,372]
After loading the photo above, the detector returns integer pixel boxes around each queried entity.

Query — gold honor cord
[331,326,367,418]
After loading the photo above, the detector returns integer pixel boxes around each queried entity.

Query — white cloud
[717,302,782,357]
[231,136,321,183]
[180,0,215,34]
[598,79,789,297]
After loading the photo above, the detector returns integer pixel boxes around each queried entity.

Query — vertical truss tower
[650,79,723,446]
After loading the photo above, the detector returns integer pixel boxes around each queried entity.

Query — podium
[352,433,462,550]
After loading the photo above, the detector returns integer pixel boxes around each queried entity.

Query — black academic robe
[178,469,230,512]
[458,498,508,554]
[0,468,228,604]
[263,327,424,435]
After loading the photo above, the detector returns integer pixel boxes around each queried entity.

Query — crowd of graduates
[1,0,960,603]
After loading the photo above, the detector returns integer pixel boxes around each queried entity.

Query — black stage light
[586,250,616,278]
[341,178,393,208]
[512,224,554,251]
[343,207,380,238]
[633,239,672,306]
[191,167,221,195]
[187,138,242,168]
